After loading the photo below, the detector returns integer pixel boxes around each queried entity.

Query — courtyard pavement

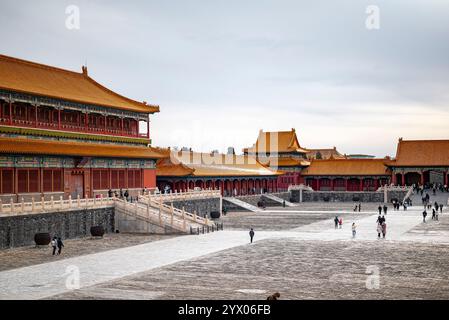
[1,203,448,300]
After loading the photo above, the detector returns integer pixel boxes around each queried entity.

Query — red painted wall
[143,169,156,188]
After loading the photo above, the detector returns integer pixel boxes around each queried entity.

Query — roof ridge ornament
[82,65,88,76]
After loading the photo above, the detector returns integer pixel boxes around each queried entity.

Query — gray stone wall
[0,208,115,249]
[166,198,221,218]
[290,190,408,203]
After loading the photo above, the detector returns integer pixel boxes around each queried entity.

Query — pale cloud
[0,0,448,157]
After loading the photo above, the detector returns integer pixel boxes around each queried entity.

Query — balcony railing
[0,118,145,139]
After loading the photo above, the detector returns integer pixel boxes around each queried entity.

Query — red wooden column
[330,179,334,191]
[34,105,38,127]
[401,173,405,186]
[104,115,107,133]
[121,117,124,135]
[344,178,348,191]
[220,180,224,195]
[359,179,363,191]
[420,171,425,185]
[57,108,61,130]
[9,101,12,125]
[84,112,89,130]
[316,179,321,191]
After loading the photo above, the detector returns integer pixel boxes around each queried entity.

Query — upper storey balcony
[0,54,159,144]
[0,100,149,139]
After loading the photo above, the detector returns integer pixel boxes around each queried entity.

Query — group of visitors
[334,216,343,229]
[353,203,361,212]
[333,216,357,238]
[423,202,444,222]
[378,204,388,215]
[108,188,130,201]
[51,236,64,255]
[415,183,448,194]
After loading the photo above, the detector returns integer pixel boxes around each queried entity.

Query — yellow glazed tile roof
[0,54,159,114]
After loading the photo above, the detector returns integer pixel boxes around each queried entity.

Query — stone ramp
[263,194,296,207]
[224,197,261,212]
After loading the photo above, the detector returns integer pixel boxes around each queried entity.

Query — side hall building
[244,130,449,191]
[156,148,281,196]
[0,54,163,202]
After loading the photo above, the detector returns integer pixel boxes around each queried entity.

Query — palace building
[0,54,163,202]
[243,129,310,190]
[156,148,281,196]
[385,138,449,186]
[301,158,391,191]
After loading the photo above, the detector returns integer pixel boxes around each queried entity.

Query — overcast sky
[1,0,448,157]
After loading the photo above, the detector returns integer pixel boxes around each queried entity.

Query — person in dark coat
[119,188,124,199]
[124,190,129,201]
[57,237,64,255]
[334,216,339,229]
[440,204,444,213]
[267,292,280,300]
[383,205,388,215]
[249,228,255,243]
[108,189,113,198]
[378,205,382,215]
[423,210,427,223]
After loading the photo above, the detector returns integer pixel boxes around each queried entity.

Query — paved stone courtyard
[1,199,448,300]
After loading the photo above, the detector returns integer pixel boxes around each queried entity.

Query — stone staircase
[115,197,214,234]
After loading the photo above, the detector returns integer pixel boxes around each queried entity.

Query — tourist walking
[108,189,113,198]
[383,205,388,215]
[339,217,343,229]
[381,222,387,239]
[358,203,361,212]
[334,216,339,229]
[57,237,64,255]
[352,223,356,238]
[423,210,427,223]
[124,189,129,201]
[249,228,255,243]
[119,188,124,199]
[378,205,382,215]
[440,204,444,214]
[377,223,382,239]
[51,236,57,256]
[432,208,436,220]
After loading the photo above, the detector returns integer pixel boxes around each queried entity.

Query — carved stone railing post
[51,196,54,210]
[0,199,2,214]
[10,198,14,214]
[68,195,72,208]
[77,194,81,208]
[31,197,35,212]
[41,196,45,212]
[182,207,186,230]
[158,203,162,225]
[59,196,63,211]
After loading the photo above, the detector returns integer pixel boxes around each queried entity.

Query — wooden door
[70,174,84,199]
